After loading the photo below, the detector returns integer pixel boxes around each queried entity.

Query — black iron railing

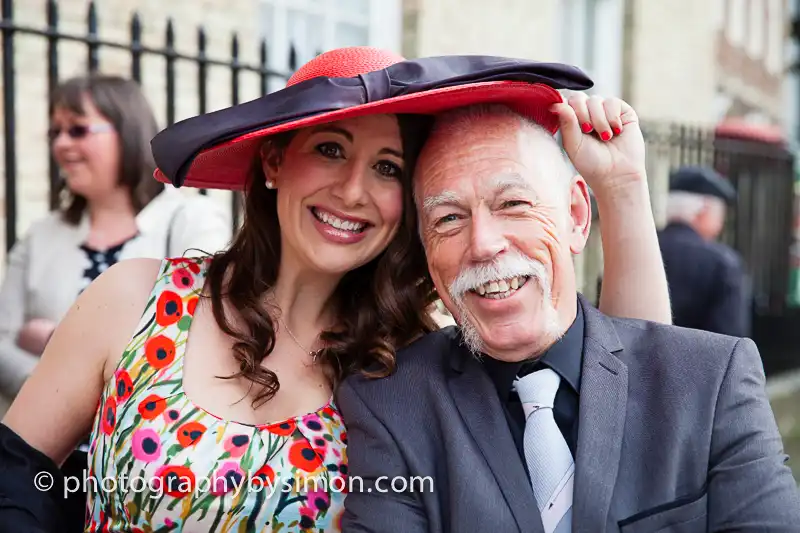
[641,120,797,316]
[0,0,296,250]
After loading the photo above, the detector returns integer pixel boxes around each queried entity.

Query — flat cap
[669,166,737,204]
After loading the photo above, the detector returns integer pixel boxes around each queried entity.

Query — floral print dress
[85,257,348,532]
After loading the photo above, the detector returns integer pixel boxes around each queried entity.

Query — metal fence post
[2,0,17,252]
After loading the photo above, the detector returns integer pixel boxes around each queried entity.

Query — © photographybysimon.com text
[33,470,435,499]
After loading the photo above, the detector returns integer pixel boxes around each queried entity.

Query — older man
[337,95,800,532]
[658,166,751,337]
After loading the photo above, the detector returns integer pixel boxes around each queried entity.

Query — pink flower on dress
[298,505,317,529]
[131,428,162,462]
[171,268,194,289]
[211,462,245,495]
[223,434,250,458]
[306,484,331,514]
[302,413,324,432]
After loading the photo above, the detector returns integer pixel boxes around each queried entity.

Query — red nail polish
[581,123,592,133]
[601,131,611,141]
[612,126,622,135]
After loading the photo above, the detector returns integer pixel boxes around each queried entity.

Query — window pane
[334,22,369,48]
[260,2,274,34]
[288,9,325,65]
[339,0,370,18]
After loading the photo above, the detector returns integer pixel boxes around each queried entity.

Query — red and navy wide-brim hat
[151,46,593,191]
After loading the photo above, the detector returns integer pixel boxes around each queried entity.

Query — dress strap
[110,256,209,397]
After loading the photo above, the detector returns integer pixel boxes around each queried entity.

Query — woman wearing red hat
[0,48,670,532]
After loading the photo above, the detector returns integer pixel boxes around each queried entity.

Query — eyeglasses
[47,123,113,142]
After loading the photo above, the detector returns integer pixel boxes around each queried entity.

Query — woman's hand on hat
[550,93,647,198]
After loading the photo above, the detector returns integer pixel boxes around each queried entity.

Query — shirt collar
[663,221,702,240]
[481,302,585,401]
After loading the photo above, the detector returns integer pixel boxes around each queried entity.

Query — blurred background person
[0,75,232,413]
[658,166,751,337]
[0,74,232,529]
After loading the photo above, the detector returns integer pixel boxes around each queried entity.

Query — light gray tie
[513,368,574,533]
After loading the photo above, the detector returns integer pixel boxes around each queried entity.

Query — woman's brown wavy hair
[204,114,438,407]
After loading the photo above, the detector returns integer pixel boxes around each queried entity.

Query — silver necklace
[278,316,321,363]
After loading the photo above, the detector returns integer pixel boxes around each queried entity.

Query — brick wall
[715,0,787,125]
[624,0,719,124]
[406,0,559,60]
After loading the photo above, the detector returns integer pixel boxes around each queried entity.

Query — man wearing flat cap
[658,166,751,337]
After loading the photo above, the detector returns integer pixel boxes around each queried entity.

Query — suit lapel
[447,344,543,533]
[573,298,629,533]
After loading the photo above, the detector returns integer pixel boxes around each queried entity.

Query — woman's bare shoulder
[0,258,166,461]
[76,258,165,378]
[78,258,163,314]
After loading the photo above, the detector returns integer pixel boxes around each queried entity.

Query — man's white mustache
[448,251,550,299]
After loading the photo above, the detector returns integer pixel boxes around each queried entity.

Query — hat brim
[154,80,562,191]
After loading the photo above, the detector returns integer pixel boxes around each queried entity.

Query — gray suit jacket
[336,296,800,532]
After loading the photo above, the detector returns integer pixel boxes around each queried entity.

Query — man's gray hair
[666,191,724,223]
[426,103,574,179]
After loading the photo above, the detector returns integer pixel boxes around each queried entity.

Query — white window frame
[259,0,402,87]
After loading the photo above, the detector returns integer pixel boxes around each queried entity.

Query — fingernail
[581,123,593,133]
[601,131,611,141]
[612,126,622,135]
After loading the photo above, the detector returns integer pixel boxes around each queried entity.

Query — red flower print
[321,405,336,419]
[156,291,183,327]
[211,462,245,495]
[137,394,167,420]
[144,335,176,369]
[154,465,195,498]
[169,258,201,274]
[101,396,116,435]
[251,464,275,490]
[131,428,162,462]
[341,431,347,445]
[187,297,199,316]
[313,436,329,461]
[171,268,194,289]
[332,473,348,494]
[224,434,250,458]
[262,419,296,437]
[177,421,206,448]
[114,370,133,402]
[289,440,323,472]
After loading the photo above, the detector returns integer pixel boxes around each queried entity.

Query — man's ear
[567,175,591,254]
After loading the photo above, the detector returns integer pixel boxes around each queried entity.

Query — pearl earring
[266,180,275,189]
